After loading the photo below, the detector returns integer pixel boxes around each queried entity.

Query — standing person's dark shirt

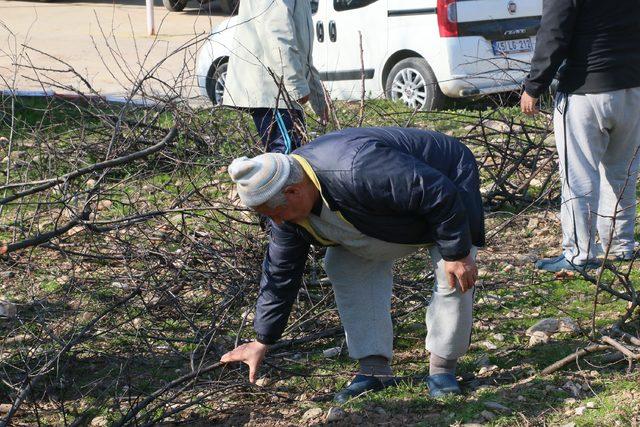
[524,0,640,98]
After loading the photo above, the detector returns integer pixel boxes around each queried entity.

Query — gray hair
[264,157,305,208]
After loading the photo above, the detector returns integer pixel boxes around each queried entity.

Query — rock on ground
[528,331,550,346]
[0,301,17,318]
[526,317,579,336]
[480,410,496,421]
[90,416,109,427]
[483,401,512,414]
[301,407,323,423]
[322,347,341,358]
[326,407,346,422]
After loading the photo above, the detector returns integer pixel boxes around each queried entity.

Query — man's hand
[220,341,268,383]
[444,254,478,293]
[520,91,539,116]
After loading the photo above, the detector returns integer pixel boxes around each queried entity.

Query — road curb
[1,89,157,107]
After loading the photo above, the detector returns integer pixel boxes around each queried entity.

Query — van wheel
[163,0,188,11]
[385,58,446,111]
[206,61,228,105]
[219,0,239,14]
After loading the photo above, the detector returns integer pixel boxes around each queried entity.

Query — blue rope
[274,110,293,154]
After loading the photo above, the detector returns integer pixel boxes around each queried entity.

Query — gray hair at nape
[264,157,305,208]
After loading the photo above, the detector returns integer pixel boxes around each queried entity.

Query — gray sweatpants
[308,201,476,362]
[323,245,477,361]
[554,87,640,263]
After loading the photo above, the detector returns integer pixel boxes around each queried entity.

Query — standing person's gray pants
[323,245,477,362]
[554,87,640,264]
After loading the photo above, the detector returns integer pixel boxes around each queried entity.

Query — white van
[196,0,542,110]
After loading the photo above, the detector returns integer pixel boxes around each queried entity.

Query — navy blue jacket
[255,127,485,344]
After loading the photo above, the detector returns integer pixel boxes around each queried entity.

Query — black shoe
[426,373,462,398]
[333,374,387,404]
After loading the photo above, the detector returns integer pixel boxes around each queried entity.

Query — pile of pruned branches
[0,81,638,425]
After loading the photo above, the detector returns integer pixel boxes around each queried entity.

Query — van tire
[206,61,228,105]
[163,0,188,11]
[385,58,446,111]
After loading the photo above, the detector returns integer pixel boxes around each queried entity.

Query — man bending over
[221,127,485,401]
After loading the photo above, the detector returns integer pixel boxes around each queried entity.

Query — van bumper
[439,70,527,98]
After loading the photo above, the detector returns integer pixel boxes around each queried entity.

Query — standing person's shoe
[426,373,461,398]
[534,255,600,272]
[333,374,388,403]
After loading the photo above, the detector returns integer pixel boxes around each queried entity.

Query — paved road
[0,0,227,102]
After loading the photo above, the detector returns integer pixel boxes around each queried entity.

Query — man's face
[254,185,313,225]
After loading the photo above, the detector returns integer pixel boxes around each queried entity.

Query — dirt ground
[0,0,226,100]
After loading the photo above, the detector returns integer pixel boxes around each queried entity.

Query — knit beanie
[227,153,292,207]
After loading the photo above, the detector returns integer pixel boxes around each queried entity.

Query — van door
[321,0,388,100]
[310,0,328,74]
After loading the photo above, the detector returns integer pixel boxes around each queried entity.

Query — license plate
[492,37,533,55]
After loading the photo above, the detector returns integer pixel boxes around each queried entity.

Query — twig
[541,344,610,375]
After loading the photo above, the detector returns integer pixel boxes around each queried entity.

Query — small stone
[241,310,255,322]
[0,403,12,413]
[374,407,386,415]
[564,397,577,405]
[132,318,143,328]
[563,380,581,397]
[86,179,97,188]
[558,317,580,333]
[483,119,511,133]
[481,340,498,350]
[475,353,491,367]
[574,406,586,415]
[478,365,498,375]
[255,377,269,387]
[484,401,512,413]
[322,347,341,358]
[97,200,112,211]
[492,333,505,341]
[527,218,540,229]
[560,423,576,427]
[517,395,526,401]
[90,416,109,427]
[326,407,346,422]
[528,331,550,346]
[526,318,560,336]
[0,301,17,318]
[585,401,596,409]
[301,407,323,422]
[111,282,130,290]
[480,410,496,421]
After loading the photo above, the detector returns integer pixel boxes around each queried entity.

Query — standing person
[521,0,640,272]
[222,0,326,154]
[220,127,485,401]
